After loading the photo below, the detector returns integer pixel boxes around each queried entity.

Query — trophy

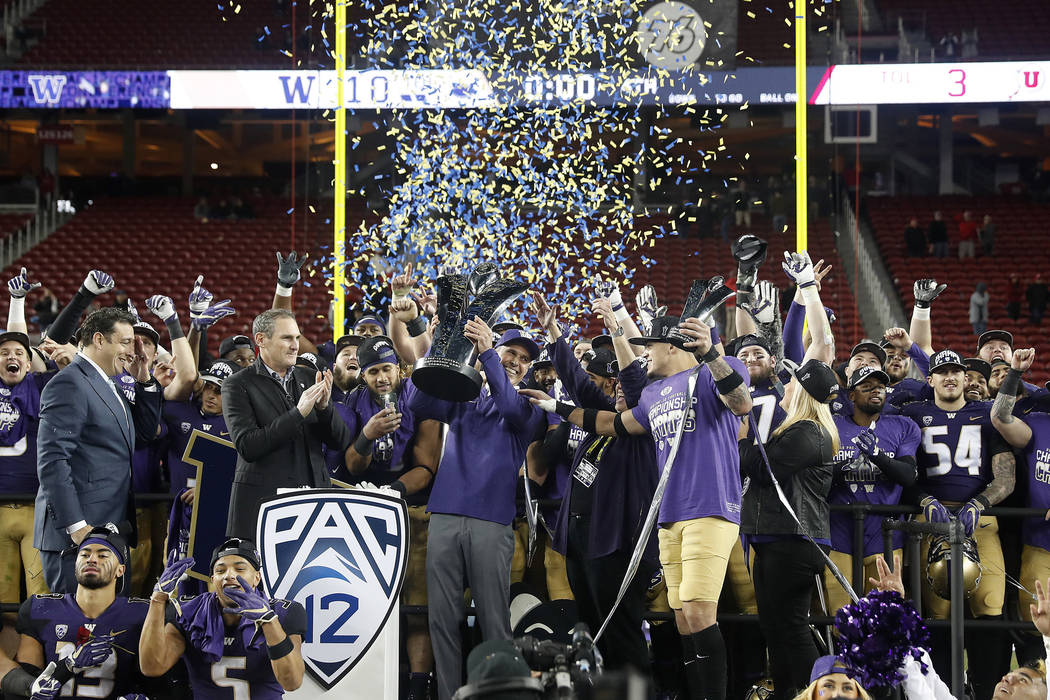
[666,276,735,347]
[412,263,528,401]
[731,234,768,305]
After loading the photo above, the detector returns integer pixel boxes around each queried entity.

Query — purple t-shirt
[632,359,749,526]
[901,400,1010,502]
[114,371,163,493]
[162,399,229,494]
[0,371,53,494]
[829,414,921,555]
[1020,413,1050,550]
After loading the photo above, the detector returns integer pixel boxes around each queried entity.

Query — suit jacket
[221,358,351,538]
[34,354,163,551]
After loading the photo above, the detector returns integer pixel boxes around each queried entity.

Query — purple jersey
[748,375,787,444]
[632,359,749,525]
[0,371,53,494]
[543,412,586,510]
[829,414,921,555]
[169,595,306,700]
[886,378,929,408]
[114,371,163,492]
[901,400,1010,502]
[1019,413,1050,549]
[162,400,229,494]
[17,593,149,698]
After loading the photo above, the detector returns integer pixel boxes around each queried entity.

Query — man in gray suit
[35,307,163,593]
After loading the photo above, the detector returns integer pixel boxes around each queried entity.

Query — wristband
[1000,368,1023,398]
[582,408,599,434]
[613,412,630,438]
[275,284,293,298]
[554,402,575,420]
[417,464,436,477]
[406,315,427,337]
[613,305,630,323]
[389,481,408,496]
[266,635,295,661]
[799,280,817,289]
[714,371,745,395]
[53,660,75,685]
[699,347,720,364]
[9,296,24,315]
[353,433,374,455]
[972,494,991,510]
[912,306,930,320]
[164,317,185,341]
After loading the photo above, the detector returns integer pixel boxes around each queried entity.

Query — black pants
[565,513,650,672]
[752,539,827,700]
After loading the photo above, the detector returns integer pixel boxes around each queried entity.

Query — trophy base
[412,357,484,402]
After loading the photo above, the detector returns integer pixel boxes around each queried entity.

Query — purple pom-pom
[834,590,929,689]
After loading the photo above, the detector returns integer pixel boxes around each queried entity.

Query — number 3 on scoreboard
[948,69,967,97]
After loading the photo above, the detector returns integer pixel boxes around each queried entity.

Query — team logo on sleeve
[257,490,408,689]
[55,624,67,639]
[922,415,933,426]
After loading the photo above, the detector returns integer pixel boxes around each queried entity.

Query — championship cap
[200,359,238,387]
[492,321,525,336]
[296,352,327,372]
[964,357,992,381]
[353,314,387,335]
[583,347,618,378]
[628,316,681,346]
[0,330,32,356]
[790,359,840,403]
[809,655,857,683]
[210,537,262,572]
[728,333,772,358]
[335,334,364,356]
[849,341,887,367]
[219,334,254,358]
[590,334,613,351]
[532,347,554,368]
[847,364,890,391]
[357,336,400,372]
[928,349,967,374]
[496,330,540,361]
[977,330,1014,352]
[132,320,159,346]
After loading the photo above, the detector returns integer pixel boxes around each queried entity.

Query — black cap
[132,320,159,346]
[493,321,525,336]
[78,525,130,593]
[335,334,364,356]
[964,357,992,381]
[296,352,327,372]
[729,333,772,358]
[590,334,613,351]
[0,330,32,356]
[977,330,1014,351]
[628,316,682,347]
[465,639,532,683]
[847,364,890,391]
[929,349,967,374]
[200,359,238,387]
[532,347,553,368]
[210,537,262,572]
[219,334,254,358]
[353,314,387,335]
[990,358,1010,370]
[849,341,887,367]
[357,335,400,372]
[583,347,618,378]
[791,359,840,403]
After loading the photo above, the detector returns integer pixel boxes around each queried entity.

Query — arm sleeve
[36,375,90,529]
[197,328,214,371]
[538,421,571,469]
[907,343,930,377]
[870,453,918,487]
[131,382,164,447]
[479,349,541,433]
[45,288,95,343]
[782,301,805,364]
[220,379,308,463]
[549,339,614,410]
[617,358,649,408]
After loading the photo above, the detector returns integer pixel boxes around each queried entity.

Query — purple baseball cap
[496,329,540,361]
[810,655,857,683]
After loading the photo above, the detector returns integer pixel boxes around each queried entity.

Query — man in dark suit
[35,307,163,593]
[221,308,351,539]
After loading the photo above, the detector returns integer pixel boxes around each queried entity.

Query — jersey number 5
[922,425,982,478]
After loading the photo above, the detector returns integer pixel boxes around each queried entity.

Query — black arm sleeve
[869,453,918,487]
[45,287,96,343]
[0,663,42,697]
[198,327,215,370]
[538,422,571,469]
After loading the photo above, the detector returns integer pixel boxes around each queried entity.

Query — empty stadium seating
[868,194,1050,383]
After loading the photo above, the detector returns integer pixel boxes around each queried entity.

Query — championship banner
[183,430,238,583]
[256,489,408,698]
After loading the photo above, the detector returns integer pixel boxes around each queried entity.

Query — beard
[76,571,113,590]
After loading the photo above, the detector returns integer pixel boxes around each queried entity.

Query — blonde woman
[738,358,841,700]
[792,656,872,700]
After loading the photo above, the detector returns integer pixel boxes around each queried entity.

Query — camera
[513,623,602,699]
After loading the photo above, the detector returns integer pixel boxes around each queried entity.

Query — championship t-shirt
[1019,413,1050,550]
[0,371,53,493]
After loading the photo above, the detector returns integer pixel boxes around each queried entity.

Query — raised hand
[154,552,195,602]
[853,429,880,457]
[782,251,816,287]
[362,406,402,440]
[8,267,41,299]
[389,298,419,323]
[463,316,494,353]
[152,357,176,388]
[82,270,114,296]
[1030,578,1050,637]
[591,297,618,331]
[596,280,624,311]
[530,292,559,339]
[635,284,666,333]
[868,551,905,596]
[749,280,778,324]
[29,672,61,700]
[812,258,832,291]
[883,327,912,351]
[192,300,235,330]
[296,380,326,418]
[188,275,213,321]
[677,317,714,355]
[1012,348,1036,373]
[145,295,176,322]
[221,576,276,625]
[390,263,416,300]
[276,251,308,288]
[913,279,947,308]
[126,336,151,383]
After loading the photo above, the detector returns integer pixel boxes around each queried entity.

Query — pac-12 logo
[256,490,408,689]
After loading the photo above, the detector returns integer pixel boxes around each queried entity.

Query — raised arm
[589,296,641,375]
[784,253,834,365]
[518,387,647,437]
[991,348,1036,449]
[7,268,47,373]
[597,280,644,355]
[678,317,752,416]
[272,251,318,354]
[466,317,542,433]
[45,270,114,343]
[910,279,945,356]
[145,295,198,401]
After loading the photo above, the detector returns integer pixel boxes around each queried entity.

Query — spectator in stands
[232,196,255,220]
[111,290,131,313]
[929,211,949,258]
[733,181,751,228]
[193,196,209,222]
[769,190,788,233]
[37,170,55,211]
[1007,274,1024,321]
[961,28,979,58]
[939,32,960,57]
[957,211,978,259]
[1027,274,1048,325]
[33,287,59,330]
[209,199,231,220]
[980,214,996,255]
[904,216,926,257]
[971,282,990,336]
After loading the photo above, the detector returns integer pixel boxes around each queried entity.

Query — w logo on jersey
[256,490,408,690]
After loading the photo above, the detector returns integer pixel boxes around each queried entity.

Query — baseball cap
[496,330,540,361]
[729,333,772,358]
[532,348,553,368]
[296,352,327,372]
[990,358,1010,370]
[133,320,159,346]
[583,347,618,378]
[79,526,129,565]
[357,335,400,372]
[590,334,613,351]
[977,330,1013,352]
[210,537,262,572]
[493,321,525,336]
[628,316,681,346]
[465,639,533,684]
[847,364,890,391]
[810,655,857,683]
[849,341,887,367]
[0,330,32,356]
[335,334,364,356]
[353,314,387,335]
[200,359,238,387]
[219,335,254,358]
[964,357,992,381]
[790,359,840,403]
[929,349,967,374]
